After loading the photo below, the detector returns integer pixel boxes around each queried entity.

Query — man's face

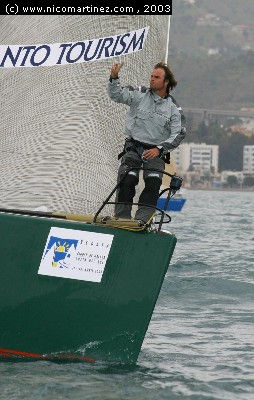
[149,68,168,92]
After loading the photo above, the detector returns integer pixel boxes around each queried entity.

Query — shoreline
[184,187,254,193]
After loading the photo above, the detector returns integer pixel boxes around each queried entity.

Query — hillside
[170,0,254,58]
[168,0,254,110]
[168,51,254,109]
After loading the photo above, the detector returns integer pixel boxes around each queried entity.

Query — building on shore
[243,145,254,175]
[170,143,254,189]
[173,142,219,174]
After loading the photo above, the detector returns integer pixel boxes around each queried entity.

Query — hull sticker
[38,227,114,282]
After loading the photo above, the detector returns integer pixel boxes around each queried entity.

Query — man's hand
[143,148,160,160]
[110,62,124,78]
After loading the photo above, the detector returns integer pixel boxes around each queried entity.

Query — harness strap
[118,138,171,164]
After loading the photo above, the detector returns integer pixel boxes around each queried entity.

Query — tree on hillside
[219,132,253,171]
[189,120,254,171]
[195,120,227,145]
[227,175,238,187]
[171,53,254,109]
[243,176,254,187]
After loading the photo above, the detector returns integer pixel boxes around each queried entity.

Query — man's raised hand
[110,62,124,78]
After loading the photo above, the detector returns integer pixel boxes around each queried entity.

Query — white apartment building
[173,143,219,173]
[243,145,254,174]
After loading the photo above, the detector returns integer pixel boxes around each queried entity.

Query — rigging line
[165,15,171,64]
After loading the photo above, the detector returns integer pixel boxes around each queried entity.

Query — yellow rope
[52,212,156,232]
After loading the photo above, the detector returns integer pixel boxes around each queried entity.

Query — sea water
[0,190,253,400]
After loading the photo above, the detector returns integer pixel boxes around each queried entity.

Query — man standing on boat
[108,61,185,223]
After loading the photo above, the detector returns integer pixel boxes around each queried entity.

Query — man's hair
[154,62,177,94]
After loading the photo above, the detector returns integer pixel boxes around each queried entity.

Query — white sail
[0,16,169,215]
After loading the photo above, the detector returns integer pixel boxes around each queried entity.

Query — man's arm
[157,92,187,153]
[160,102,183,153]
[107,62,141,106]
[168,94,187,141]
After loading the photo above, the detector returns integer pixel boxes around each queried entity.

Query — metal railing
[94,167,183,231]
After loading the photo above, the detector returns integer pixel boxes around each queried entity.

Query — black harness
[118,138,170,164]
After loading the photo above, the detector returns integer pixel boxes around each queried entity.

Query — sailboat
[0,15,179,363]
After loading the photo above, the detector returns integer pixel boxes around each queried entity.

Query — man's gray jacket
[108,78,185,153]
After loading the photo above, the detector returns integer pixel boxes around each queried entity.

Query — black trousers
[115,150,165,222]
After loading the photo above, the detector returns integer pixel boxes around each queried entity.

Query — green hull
[0,211,176,363]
